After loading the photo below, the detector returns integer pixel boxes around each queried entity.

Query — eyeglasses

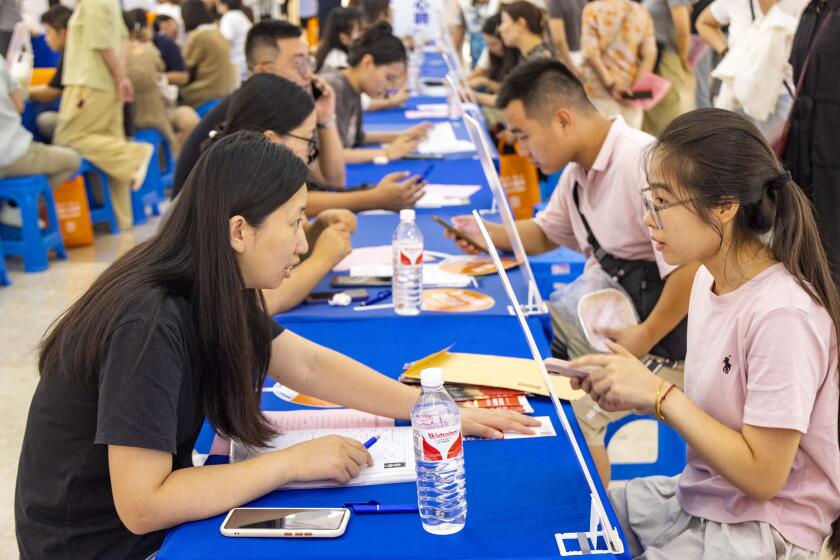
[639,187,705,229]
[286,132,318,165]
[296,55,316,78]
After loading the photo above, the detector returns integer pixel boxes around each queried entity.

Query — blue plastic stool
[195,98,222,118]
[0,175,67,273]
[131,130,167,225]
[604,413,686,480]
[76,160,120,234]
[0,237,10,286]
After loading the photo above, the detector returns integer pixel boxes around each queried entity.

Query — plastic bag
[549,266,638,353]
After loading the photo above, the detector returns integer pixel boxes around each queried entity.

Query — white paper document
[416,123,476,155]
[415,184,481,208]
[231,427,416,489]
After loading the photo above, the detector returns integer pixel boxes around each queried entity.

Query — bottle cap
[399,209,416,223]
[420,368,444,388]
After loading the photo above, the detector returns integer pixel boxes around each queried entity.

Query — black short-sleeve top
[15,288,284,559]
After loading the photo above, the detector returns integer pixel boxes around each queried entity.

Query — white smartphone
[544,357,590,379]
[220,507,350,538]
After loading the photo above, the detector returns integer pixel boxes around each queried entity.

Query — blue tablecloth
[158,317,629,560]
[277,212,546,323]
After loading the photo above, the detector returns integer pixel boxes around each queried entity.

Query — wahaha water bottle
[411,368,467,535]
[392,209,423,316]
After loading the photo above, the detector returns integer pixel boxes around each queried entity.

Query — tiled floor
[0,214,831,558]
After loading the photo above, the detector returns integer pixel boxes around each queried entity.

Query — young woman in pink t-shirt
[568,108,840,558]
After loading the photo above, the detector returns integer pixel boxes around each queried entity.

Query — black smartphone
[622,90,653,100]
[305,288,368,303]
[331,276,392,287]
[311,80,323,100]
[432,216,487,252]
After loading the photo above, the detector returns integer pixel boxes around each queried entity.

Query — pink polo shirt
[677,264,840,552]
[533,116,675,279]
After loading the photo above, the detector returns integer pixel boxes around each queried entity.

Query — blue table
[158,317,629,560]
[278,212,545,323]
[158,49,624,560]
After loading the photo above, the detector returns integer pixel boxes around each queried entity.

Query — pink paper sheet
[627,72,672,110]
[208,409,396,456]
[333,245,442,271]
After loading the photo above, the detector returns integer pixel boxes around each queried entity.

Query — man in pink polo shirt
[448,59,698,485]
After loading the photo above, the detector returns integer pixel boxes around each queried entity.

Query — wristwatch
[317,116,336,129]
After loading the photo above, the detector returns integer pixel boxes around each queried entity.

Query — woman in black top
[15,133,538,559]
[784,0,840,286]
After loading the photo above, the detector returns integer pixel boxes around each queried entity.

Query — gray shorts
[608,476,816,560]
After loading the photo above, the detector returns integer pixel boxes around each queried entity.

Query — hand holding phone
[544,357,590,379]
[433,215,487,254]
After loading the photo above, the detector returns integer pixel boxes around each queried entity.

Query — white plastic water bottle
[392,209,423,316]
[410,368,467,535]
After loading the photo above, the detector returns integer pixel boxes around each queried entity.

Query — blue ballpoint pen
[344,500,419,514]
[353,503,419,514]
[362,435,380,449]
[359,289,391,307]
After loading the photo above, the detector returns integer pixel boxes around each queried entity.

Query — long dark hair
[482,13,519,83]
[203,74,314,152]
[501,1,546,35]
[652,109,840,554]
[39,132,311,447]
[315,7,362,72]
[347,21,406,67]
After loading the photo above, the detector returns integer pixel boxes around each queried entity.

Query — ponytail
[652,109,840,555]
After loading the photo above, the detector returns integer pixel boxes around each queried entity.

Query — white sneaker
[0,205,47,228]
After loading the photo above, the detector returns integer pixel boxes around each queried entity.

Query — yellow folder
[402,347,584,401]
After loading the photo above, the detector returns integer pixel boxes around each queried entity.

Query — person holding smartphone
[173,19,347,196]
[14,132,539,560]
[446,59,696,486]
[580,0,658,129]
[318,22,432,165]
[568,108,840,560]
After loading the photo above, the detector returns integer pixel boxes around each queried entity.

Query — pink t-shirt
[677,264,840,551]
[533,116,674,279]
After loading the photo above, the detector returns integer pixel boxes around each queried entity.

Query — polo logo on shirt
[723,355,733,375]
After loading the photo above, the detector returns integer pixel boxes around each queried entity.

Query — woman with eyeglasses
[318,22,431,164]
[568,109,840,559]
[201,73,355,314]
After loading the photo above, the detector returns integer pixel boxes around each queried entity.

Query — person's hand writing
[282,435,373,485]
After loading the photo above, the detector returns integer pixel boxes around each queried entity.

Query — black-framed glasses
[286,132,318,165]
[639,187,707,229]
